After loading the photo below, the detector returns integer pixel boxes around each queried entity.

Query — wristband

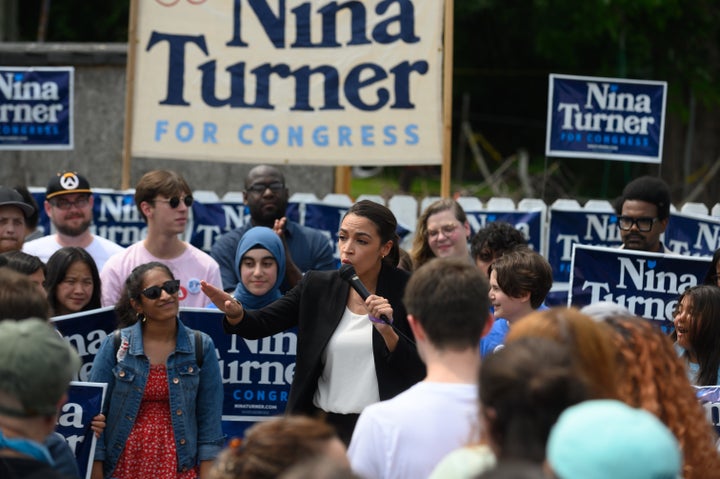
[369,315,391,325]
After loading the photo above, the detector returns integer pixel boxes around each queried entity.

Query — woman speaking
[202,200,425,444]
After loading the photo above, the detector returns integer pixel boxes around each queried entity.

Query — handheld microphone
[339,264,391,324]
[339,265,416,346]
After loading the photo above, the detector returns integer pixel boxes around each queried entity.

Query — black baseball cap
[46,172,92,200]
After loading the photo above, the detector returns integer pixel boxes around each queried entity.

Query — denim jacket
[89,318,224,478]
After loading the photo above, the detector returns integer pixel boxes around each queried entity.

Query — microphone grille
[339,264,356,281]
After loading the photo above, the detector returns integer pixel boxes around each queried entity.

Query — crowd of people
[0,169,719,479]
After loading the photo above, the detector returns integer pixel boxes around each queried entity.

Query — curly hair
[604,315,720,479]
[410,198,468,269]
[207,415,343,479]
[470,221,527,264]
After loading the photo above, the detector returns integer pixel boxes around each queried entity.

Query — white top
[23,234,125,272]
[349,381,480,479]
[313,307,379,414]
[100,241,222,308]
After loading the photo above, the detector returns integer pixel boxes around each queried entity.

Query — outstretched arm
[200,280,245,325]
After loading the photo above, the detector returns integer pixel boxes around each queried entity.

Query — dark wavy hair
[0,250,46,277]
[342,200,401,267]
[480,336,590,463]
[115,261,175,327]
[470,221,527,269]
[674,284,720,386]
[45,247,101,315]
[703,248,720,285]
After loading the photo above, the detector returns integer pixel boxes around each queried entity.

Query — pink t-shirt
[100,241,221,308]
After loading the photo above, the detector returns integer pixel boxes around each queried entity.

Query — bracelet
[369,315,391,325]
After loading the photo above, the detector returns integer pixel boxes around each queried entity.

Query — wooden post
[441,0,454,198]
[121,0,139,190]
[334,166,352,197]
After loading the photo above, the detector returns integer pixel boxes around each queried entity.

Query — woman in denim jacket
[89,262,224,479]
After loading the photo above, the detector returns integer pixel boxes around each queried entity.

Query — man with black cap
[23,171,124,271]
[0,318,81,478]
[0,186,34,254]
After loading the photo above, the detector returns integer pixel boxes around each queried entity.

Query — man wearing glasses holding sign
[614,175,672,253]
[211,165,335,293]
[23,171,125,271]
[101,170,222,308]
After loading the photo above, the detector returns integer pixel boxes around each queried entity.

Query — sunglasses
[154,196,194,209]
[140,280,181,300]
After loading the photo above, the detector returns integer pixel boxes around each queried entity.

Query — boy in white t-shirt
[348,257,494,479]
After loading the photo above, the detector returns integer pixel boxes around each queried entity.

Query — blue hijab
[232,226,286,310]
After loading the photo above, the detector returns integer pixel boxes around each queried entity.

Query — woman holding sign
[90,262,224,479]
[201,200,425,445]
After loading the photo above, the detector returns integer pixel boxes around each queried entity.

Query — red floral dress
[113,365,198,479]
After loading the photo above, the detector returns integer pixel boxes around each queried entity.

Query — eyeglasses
[51,196,90,210]
[616,216,659,232]
[427,223,460,239]
[140,280,181,300]
[154,196,194,209]
[246,182,284,194]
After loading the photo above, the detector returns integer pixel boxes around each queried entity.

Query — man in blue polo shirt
[211,165,336,293]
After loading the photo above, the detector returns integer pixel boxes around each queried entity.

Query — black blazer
[223,263,426,415]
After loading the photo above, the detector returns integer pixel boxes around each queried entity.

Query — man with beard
[211,165,336,293]
[0,187,35,254]
[613,175,672,253]
[23,171,124,271]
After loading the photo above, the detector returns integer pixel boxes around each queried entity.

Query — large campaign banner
[180,309,295,439]
[0,67,73,149]
[548,209,622,283]
[129,0,445,165]
[568,245,711,333]
[58,382,106,479]
[53,307,295,441]
[666,211,720,257]
[546,73,667,163]
[464,210,544,254]
[52,306,118,382]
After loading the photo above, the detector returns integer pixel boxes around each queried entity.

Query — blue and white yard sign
[568,245,710,333]
[546,73,667,163]
[0,67,73,149]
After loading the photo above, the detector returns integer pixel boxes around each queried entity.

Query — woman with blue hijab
[232,226,286,309]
